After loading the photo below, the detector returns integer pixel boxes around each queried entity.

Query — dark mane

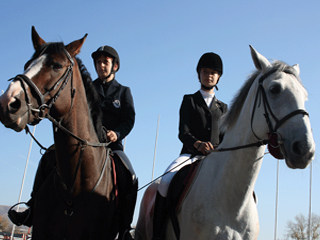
[76,57,107,143]
[220,60,301,134]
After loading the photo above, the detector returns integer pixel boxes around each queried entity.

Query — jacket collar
[94,79,120,97]
[195,90,219,111]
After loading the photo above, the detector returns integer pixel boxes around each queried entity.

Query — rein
[138,140,270,192]
[138,68,309,192]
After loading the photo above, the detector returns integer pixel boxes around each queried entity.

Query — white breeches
[157,154,201,197]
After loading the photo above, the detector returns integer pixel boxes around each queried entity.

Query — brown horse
[0,27,127,239]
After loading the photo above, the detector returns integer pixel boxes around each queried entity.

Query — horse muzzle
[0,83,32,132]
[283,136,315,169]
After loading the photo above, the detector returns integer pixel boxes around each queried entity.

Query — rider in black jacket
[152,52,227,240]
[91,46,137,240]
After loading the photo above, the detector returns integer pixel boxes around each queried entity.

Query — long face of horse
[250,46,315,169]
[0,27,87,132]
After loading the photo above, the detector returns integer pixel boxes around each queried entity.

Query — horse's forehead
[268,71,308,99]
[283,72,306,94]
[24,54,47,79]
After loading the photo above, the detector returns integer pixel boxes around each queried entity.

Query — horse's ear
[249,45,271,73]
[32,26,46,50]
[65,34,88,57]
[292,64,300,76]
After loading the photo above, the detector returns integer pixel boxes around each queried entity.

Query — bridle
[12,47,74,126]
[11,46,110,148]
[207,67,309,157]
[11,45,112,191]
[251,68,309,140]
[249,68,309,159]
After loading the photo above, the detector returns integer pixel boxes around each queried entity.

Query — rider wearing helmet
[91,45,137,240]
[91,46,134,150]
[92,45,120,80]
[152,52,228,240]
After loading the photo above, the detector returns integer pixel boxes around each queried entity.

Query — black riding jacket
[93,79,135,151]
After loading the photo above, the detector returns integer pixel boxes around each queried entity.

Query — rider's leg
[152,154,191,240]
[120,179,138,240]
[113,150,138,240]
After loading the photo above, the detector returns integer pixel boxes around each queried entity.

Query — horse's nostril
[8,97,21,113]
[292,141,300,155]
[292,141,308,156]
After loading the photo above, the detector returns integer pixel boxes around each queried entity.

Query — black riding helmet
[196,52,223,76]
[197,52,223,90]
[91,45,120,73]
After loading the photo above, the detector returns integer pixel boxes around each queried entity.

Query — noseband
[12,47,74,124]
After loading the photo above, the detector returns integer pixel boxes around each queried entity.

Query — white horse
[135,46,315,240]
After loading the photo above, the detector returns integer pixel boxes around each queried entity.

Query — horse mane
[220,60,302,134]
[25,42,107,143]
[76,57,107,143]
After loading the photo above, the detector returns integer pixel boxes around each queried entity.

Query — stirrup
[8,202,31,226]
[121,227,135,240]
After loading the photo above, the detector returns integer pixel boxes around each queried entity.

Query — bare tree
[286,213,320,240]
[0,215,9,231]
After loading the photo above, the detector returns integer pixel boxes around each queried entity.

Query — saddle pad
[167,159,202,213]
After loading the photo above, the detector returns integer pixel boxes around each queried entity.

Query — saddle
[166,157,203,240]
[167,159,202,212]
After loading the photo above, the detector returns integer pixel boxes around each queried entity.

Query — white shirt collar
[200,89,215,98]
[199,89,215,107]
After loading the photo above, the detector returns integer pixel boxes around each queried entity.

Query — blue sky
[0,1,319,239]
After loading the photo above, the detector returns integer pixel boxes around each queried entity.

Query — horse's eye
[269,84,281,94]
[53,62,63,71]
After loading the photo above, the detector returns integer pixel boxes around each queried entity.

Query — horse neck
[200,80,267,206]
[53,69,104,193]
[217,120,266,194]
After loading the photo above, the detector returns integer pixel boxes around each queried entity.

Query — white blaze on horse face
[24,54,47,79]
[0,80,23,107]
[0,54,47,126]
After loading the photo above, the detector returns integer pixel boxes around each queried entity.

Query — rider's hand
[107,130,118,142]
[195,141,214,155]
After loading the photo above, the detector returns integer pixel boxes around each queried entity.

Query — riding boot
[118,180,138,240]
[152,191,167,240]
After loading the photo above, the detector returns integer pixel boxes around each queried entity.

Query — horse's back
[135,180,160,240]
